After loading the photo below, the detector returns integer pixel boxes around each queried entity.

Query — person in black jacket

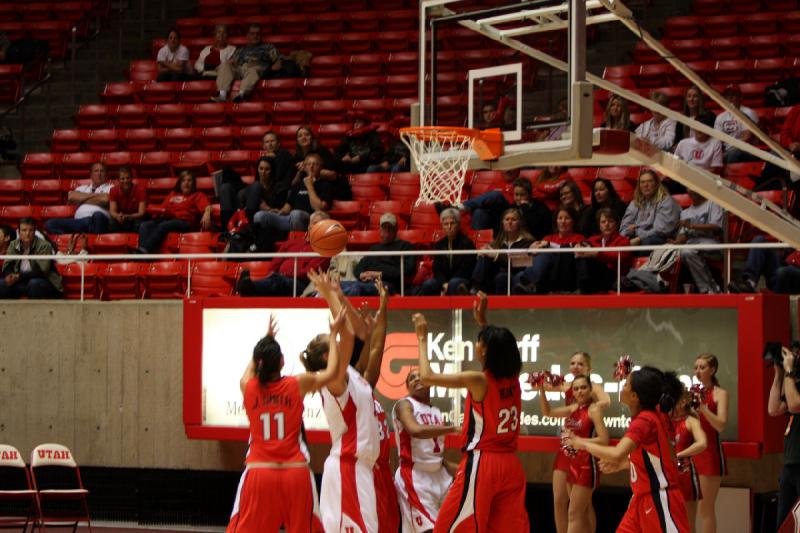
[579,178,628,237]
[513,178,552,240]
[335,112,385,175]
[416,207,476,295]
[341,213,415,295]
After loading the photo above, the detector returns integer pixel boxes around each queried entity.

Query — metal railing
[0,241,792,301]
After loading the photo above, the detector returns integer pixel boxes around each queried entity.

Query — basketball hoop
[400,126,504,206]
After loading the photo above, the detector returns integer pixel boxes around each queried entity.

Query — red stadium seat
[632,41,662,65]
[143,261,187,298]
[51,129,84,153]
[712,59,753,85]
[138,152,173,179]
[213,150,254,175]
[62,153,101,179]
[0,180,27,205]
[389,182,421,202]
[261,78,303,100]
[397,229,431,246]
[114,103,149,128]
[784,11,800,34]
[162,128,196,151]
[100,82,137,105]
[229,102,270,127]
[708,37,746,60]
[313,13,345,34]
[669,39,706,62]
[345,11,381,32]
[387,52,419,75]
[702,15,740,38]
[311,100,352,124]
[200,127,235,150]
[94,233,137,254]
[328,200,363,230]
[239,125,272,150]
[349,53,387,76]
[275,14,310,34]
[139,82,178,104]
[124,129,159,152]
[181,104,221,129]
[752,58,787,82]
[340,32,376,54]
[40,204,78,222]
[129,60,158,82]
[347,230,380,251]
[344,76,384,99]
[739,82,770,108]
[189,261,237,297]
[351,98,389,122]
[0,205,40,225]
[310,55,347,77]
[101,262,144,300]
[172,151,212,176]
[303,77,343,100]
[746,35,782,59]
[693,0,725,16]
[385,74,418,98]
[85,129,121,152]
[602,64,641,82]
[351,185,387,202]
[0,64,22,104]
[146,177,177,204]
[102,152,140,178]
[730,0,760,14]
[742,12,779,35]
[55,263,103,299]
[22,153,62,179]
[180,80,217,103]
[636,64,677,88]
[664,16,702,39]
[271,100,309,125]
[409,204,440,230]
[29,179,62,205]
[178,232,220,254]
[152,104,190,128]
[317,123,349,148]
[75,105,114,129]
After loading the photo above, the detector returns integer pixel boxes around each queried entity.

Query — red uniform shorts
[616,488,689,533]
[433,451,529,533]
[567,452,599,490]
[374,461,400,533]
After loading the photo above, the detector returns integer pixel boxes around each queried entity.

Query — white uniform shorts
[320,455,378,533]
[394,464,453,533]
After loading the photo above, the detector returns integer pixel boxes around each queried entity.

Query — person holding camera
[768,345,800,529]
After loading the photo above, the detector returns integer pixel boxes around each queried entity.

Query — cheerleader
[412,294,530,532]
[539,375,608,533]
[693,353,728,533]
[302,271,379,533]
[545,351,610,533]
[226,311,346,533]
[672,390,708,532]
[566,366,689,533]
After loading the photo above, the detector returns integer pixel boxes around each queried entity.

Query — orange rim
[400,126,504,161]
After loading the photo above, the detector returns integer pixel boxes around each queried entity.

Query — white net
[400,128,476,206]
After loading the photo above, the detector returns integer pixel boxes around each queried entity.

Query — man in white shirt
[634,91,677,151]
[674,111,724,174]
[45,163,113,234]
[156,28,191,82]
[714,84,759,164]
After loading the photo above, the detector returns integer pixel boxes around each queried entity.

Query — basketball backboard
[420,0,595,167]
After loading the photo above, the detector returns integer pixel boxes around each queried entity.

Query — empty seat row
[0,1,102,38]
[664,10,800,39]
[0,21,74,59]
[692,0,799,17]
[196,0,414,18]
[633,35,800,65]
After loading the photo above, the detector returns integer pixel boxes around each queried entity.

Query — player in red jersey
[411,292,530,532]
[539,374,608,533]
[544,351,610,533]
[692,353,728,533]
[671,390,708,531]
[226,310,349,533]
[567,366,689,533]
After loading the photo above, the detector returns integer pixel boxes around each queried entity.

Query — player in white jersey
[392,368,459,533]
[301,271,380,533]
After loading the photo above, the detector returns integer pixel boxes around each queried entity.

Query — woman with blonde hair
[619,169,681,246]
[601,95,636,131]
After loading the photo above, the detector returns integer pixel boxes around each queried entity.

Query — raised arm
[413,313,487,400]
[591,383,611,410]
[239,359,256,395]
[363,281,389,387]
[676,415,708,459]
[395,399,458,439]
[538,384,574,418]
[472,291,489,327]
[297,308,347,396]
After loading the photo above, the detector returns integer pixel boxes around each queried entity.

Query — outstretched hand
[412,313,428,339]
[266,313,279,338]
[329,307,347,335]
[472,290,488,327]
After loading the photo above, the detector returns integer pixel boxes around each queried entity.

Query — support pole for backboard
[410,102,420,173]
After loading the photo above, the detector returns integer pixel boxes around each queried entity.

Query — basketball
[309,219,348,257]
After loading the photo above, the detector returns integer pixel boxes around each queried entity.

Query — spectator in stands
[478,102,498,129]
[335,112,384,175]
[668,190,723,294]
[714,85,759,164]
[366,117,411,173]
[0,30,48,66]
[0,217,61,299]
[156,28,191,82]
[212,24,281,102]
[240,156,290,223]
[236,211,331,297]
[470,207,534,295]
[415,207,476,296]
[532,165,568,205]
[455,169,517,230]
[674,85,709,147]
[620,169,681,246]
[137,170,212,254]
[634,91,676,151]
[45,163,112,235]
[574,208,632,294]
[109,166,147,232]
[0,225,14,269]
[729,236,800,294]
[674,112,724,175]
[532,98,569,142]
[511,206,585,295]
[293,126,337,179]
[254,153,333,236]
[260,131,293,186]
[342,213,415,295]
[601,95,636,131]
[194,24,236,79]
[558,180,591,229]
[580,177,628,237]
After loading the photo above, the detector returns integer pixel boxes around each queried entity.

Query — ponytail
[658,371,684,413]
[302,334,329,372]
[631,366,683,412]
[253,335,282,384]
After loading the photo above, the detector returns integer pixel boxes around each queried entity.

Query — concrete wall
[0,301,784,492]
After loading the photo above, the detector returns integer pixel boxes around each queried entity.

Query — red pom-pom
[613,355,633,380]
[689,384,705,409]
[548,372,565,387]
[528,371,549,387]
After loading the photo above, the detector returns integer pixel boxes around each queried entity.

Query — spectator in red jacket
[574,208,632,293]
[137,170,212,253]
[109,166,147,232]
[236,211,331,296]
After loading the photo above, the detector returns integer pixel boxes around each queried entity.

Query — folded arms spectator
[620,169,681,246]
[0,218,61,299]
[137,170,212,253]
[156,28,191,82]
[45,163,112,235]
[669,191,724,293]
[109,166,147,232]
[415,208,476,296]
